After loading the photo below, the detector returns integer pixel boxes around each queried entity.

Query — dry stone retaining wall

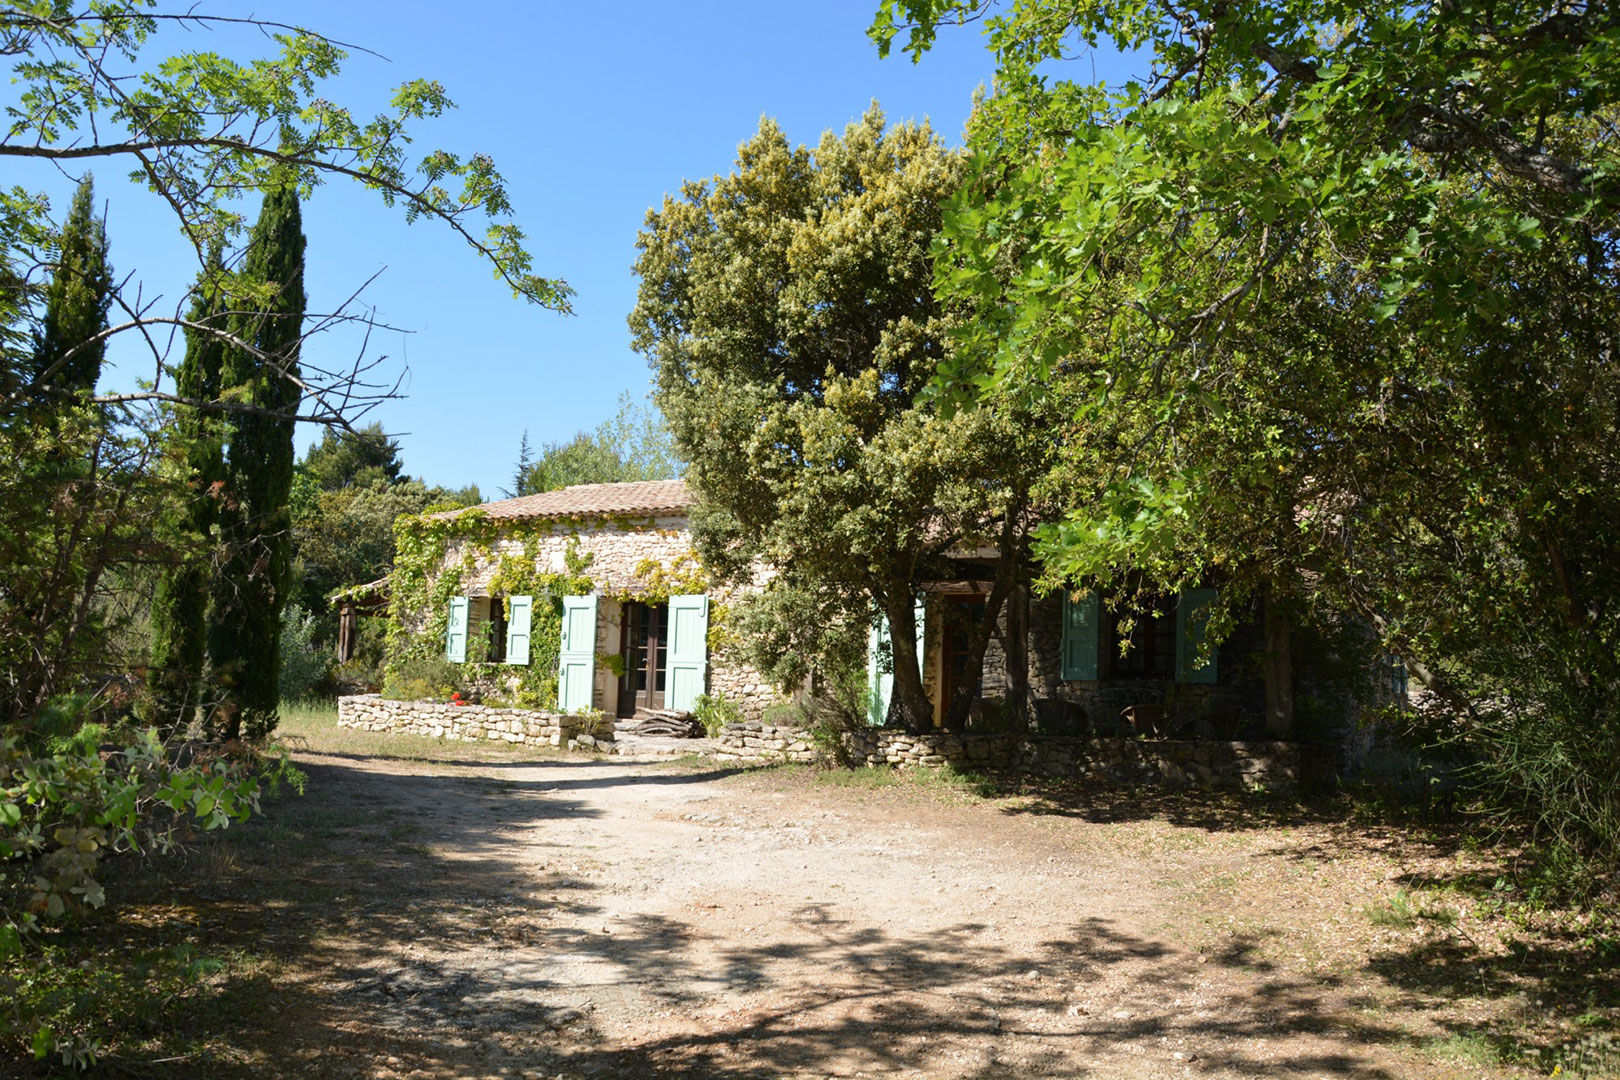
[713,723,820,764]
[714,723,1298,788]
[840,729,1299,788]
[341,696,1299,789]
[338,694,615,751]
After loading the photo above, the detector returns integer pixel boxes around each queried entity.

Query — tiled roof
[439,478,691,522]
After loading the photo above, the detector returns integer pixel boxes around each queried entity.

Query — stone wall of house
[337,694,615,751]
[446,515,693,597]
[433,515,789,722]
[1026,592,1268,735]
[706,663,789,723]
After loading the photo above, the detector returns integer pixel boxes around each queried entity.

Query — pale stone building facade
[411,479,788,721]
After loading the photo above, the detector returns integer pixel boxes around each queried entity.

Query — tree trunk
[1263,586,1295,739]
[884,591,933,733]
[1005,582,1030,728]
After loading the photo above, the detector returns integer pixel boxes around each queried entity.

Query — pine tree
[32,175,113,398]
[210,187,305,740]
[146,255,227,732]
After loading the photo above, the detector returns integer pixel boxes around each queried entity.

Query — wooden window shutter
[1060,592,1100,681]
[665,594,710,712]
[557,595,597,710]
[505,595,533,666]
[1176,587,1219,684]
[445,596,470,663]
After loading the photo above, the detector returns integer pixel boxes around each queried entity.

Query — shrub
[1,731,286,1066]
[381,656,462,702]
[762,700,809,727]
[691,693,743,737]
[278,604,330,704]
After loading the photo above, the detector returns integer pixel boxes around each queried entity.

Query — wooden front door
[942,596,988,711]
[618,601,669,716]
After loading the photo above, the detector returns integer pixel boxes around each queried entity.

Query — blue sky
[12,2,1131,497]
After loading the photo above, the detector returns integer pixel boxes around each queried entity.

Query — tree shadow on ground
[981,772,1467,851]
[19,754,1600,1079]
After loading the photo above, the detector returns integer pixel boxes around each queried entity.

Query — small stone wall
[713,723,821,764]
[337,694,615,751]
[339,696,1301,788]
[842,729,1299,789]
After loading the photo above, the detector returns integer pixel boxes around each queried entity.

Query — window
[486,597,508,664]
[1108,599,1175,678]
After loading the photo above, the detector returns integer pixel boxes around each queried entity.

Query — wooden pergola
[330,577,390,663]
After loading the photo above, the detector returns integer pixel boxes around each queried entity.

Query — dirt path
[203,746,1548,1080]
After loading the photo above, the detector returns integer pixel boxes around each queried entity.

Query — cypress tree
[2,174,115,724]
[147,254,227,732]
[210,187,305,740]
[33,175,113,399]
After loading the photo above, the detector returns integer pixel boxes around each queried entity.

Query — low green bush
[1,731,292,1067]
[381,656,462,702]
[279,603,330,703]
[691,693,743,737]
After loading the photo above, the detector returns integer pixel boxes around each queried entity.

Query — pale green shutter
[866,598,927,725]
[505,595,533,666]
[665,594,709,712]
[557,595,597,710]
[914,595,927,672]
[1060,592,1100,681]
[1176,587,1219,684]
[445,596,470,663]
[866,615,893,726]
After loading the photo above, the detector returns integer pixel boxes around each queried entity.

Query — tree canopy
[302,423,406,492]
[874,0,1620,872]
[507,392,681,496]
[632,105,1048,731]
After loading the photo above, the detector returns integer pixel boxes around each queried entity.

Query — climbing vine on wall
[385,512,731,708]
[385,511,594,708]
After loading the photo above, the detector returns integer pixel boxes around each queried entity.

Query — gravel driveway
[219,747,1538,1080]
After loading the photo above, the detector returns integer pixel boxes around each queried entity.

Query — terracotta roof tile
[438,479,691,522]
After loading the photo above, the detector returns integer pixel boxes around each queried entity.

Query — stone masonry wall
[714,722,1299,789]
[713,723,820,764]
[338,694,615,751]
[342,695,1298,788]
[434,515,789,722]
[1026,592,1267,735]
[842,729,1299,789]
[447,515,691,598]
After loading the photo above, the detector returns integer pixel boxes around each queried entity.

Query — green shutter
[1060,592,1100,681]
[1176,587,1219,684]
[914,594,927,674]
[505,595,533,666]
[866,598,927,725]
[665,594,709,712]
[445,596,470,663]
[867,614,893,726]
[557,595,597,710]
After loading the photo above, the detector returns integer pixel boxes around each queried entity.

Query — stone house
[391,478,1396,739]
[393,479,786,720]
[879,583,1257,736]
[882,572,1402,743]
